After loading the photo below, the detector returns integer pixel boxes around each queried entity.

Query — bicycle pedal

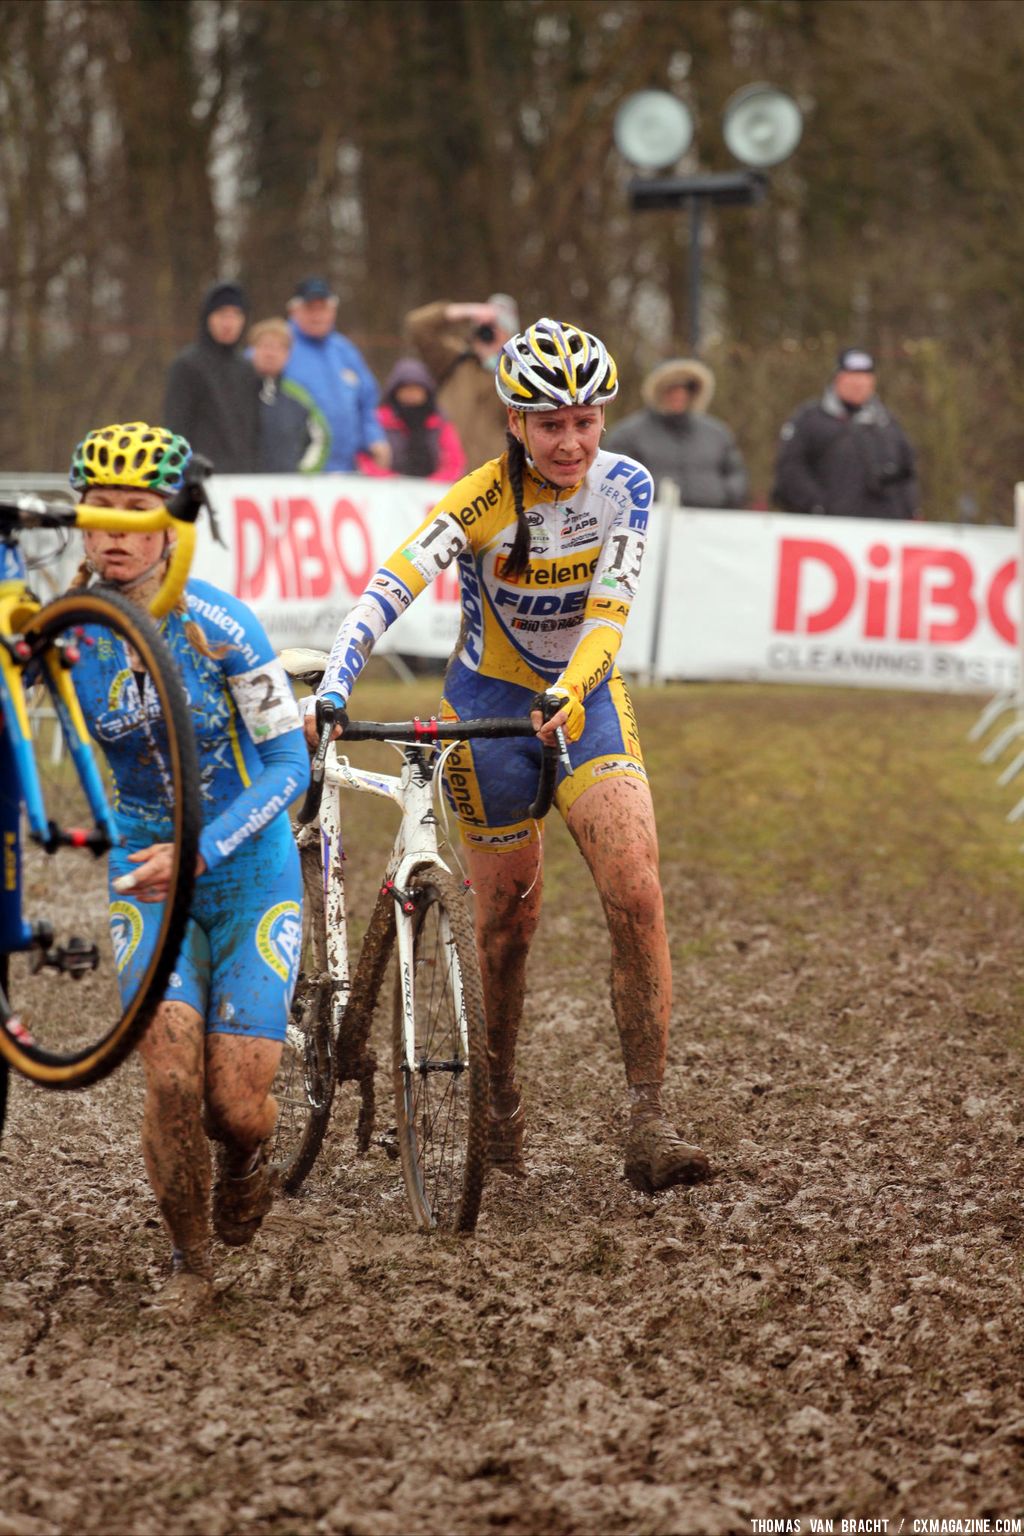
[30,936,100,977]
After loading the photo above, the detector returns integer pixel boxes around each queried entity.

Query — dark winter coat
[772,386,919,520]
[605,409,749,508]
[257,376,328,473]
[163,282,260,473]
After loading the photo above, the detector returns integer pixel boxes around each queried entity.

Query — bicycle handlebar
[0,455,218,620]
[297,709,561,827]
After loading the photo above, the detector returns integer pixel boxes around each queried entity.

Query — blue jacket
[283,323,384,471]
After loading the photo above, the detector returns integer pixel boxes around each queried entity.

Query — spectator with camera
[773,347,919,520]
[404,292,518,465]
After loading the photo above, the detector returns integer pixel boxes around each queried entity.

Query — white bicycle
[269,650,557,1234]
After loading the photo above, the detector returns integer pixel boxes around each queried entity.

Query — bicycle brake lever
[296,700,347,826]
[554,725,572,774]
[165,455,224,545]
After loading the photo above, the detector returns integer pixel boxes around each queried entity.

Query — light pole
[614,84,803,353]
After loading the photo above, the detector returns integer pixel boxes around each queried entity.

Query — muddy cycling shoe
[146,1250,214,1323]
[488,1086,526,1179]
[624,1113,711,1194]
[212,1142,277,1247]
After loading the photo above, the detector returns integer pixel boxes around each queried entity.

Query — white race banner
[194,478,1019,695]
[199,474,461,658]
[656,510,1020,693]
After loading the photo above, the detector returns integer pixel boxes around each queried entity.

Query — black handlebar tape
[296,700,347,825]
[527,693,562,820]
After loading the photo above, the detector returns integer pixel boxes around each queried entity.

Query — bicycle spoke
[393,869,487,1233]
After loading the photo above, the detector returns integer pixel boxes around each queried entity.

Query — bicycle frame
[315,737,460,1070]
[0,469,212,963]
[0,550,120,957]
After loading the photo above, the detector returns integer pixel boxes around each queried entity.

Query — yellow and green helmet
[69,422,192,495]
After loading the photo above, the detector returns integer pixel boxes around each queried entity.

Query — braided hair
[503,430,532,580]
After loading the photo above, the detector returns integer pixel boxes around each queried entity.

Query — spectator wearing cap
[356,357,466,482]
[283,277,390,473]
[249,318,329,473]
[773,348,919,520]
[404,292,519,466]
[164,280,260,472]
[605,358,748,509]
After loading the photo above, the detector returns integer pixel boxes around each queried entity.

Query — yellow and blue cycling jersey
[73,579,307,872]
[321,448,652,704]
[72,579,308,1032]
[321,448,654,846]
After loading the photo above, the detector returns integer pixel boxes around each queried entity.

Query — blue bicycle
[0,477,209,1127]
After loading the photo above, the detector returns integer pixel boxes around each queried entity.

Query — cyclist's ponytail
[504,431,531,580]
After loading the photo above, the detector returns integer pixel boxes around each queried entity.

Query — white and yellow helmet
[496,318,618,412]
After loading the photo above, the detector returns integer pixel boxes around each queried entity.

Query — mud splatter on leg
[137,1001,212,1277]
[567,778,710,1189]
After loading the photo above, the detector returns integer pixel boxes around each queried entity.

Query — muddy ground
[2,681,1023,1536]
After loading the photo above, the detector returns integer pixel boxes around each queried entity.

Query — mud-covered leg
[464,837,544,1176]
[566,777,710,1192]
[205,1035,283,1246]
[136,1001,214,1316]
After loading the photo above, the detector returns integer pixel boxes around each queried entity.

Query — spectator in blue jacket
[283,276,390,473]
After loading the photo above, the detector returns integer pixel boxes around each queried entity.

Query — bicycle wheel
[0,587,199,1088]
[392,866,488,1234]
[269,828,336,1194]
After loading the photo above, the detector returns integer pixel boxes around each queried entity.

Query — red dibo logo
[774,538,1018,646]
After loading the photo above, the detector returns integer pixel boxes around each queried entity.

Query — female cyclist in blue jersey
[312,320,711,1195]
[69,422,308,1319]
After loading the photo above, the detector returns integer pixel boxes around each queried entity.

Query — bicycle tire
[0,587,200,1088]
[392,865,488,1234]
[0,1038,7,1146]
[337,879,394,1155]
[270,830,336,1193]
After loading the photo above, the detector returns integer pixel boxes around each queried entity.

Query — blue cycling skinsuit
[318,447,653,850]
[72,580,307,1040]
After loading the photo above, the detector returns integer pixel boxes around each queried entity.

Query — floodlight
[722,83,803,169]
[613,90,693,171]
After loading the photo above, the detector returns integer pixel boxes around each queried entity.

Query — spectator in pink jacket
[357,357,466,482]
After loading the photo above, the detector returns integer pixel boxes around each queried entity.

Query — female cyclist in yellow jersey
[315,320,710,1193]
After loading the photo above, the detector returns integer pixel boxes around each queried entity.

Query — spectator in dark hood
[772,347,919,520]
[356,358,466,482]
[163,281,260,473]
[606,358,748,508]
